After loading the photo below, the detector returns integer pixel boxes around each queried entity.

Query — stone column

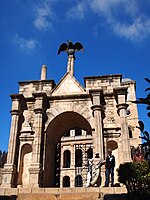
[114,87,131,162]
[117,103,131,162]
[90,90,104,159]
[29,92,47,187]
[67,55,74,76]
[1,94,23,188]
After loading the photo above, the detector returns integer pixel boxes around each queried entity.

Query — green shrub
[118,161,150,200]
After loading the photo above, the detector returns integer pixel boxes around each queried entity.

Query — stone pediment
[52,73,86,95]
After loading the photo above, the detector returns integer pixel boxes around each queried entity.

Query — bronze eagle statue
[58,40,84,59]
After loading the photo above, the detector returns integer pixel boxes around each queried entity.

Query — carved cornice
[10,94,27,110]
[113,87,128,95]
[48,94,90,100]
[113,87,128,104]
[29,163,42,174]
[32,92,49,109]
[32,92,47,99]
[89,89,103,96]
[19,134,34,142]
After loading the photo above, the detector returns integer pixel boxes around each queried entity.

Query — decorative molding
[34,108,45,114]
[91,105,104,112]
[116,103,129,115]
[10,109,21,116]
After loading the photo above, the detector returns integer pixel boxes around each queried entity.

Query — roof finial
[58,40,84,76]
[41,65,47,80]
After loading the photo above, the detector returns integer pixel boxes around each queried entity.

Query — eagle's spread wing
[58,43,68,54]
[74,42,84,52]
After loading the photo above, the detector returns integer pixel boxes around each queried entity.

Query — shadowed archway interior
[43,111,92,187]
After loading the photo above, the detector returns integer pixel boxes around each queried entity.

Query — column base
[29,163,42,188]
[1,163,16,188]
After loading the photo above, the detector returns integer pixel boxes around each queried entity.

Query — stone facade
[1,56,141,188]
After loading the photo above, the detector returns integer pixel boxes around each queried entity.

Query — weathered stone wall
[0,168,2,185]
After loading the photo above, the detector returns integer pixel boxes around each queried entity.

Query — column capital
[116,103,129,115]
[10,109,21,116]
[91,105,104,112]
[10,94,24,101]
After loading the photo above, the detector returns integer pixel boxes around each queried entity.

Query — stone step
[17,192,101,200]
[0,187,127,200]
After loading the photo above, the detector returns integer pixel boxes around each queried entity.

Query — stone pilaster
[1,94,23,188]
[90,90,104,159]
[71,143,75,168]
[114,87,131,162]
[29,92,47,187]
[60,145,64,188]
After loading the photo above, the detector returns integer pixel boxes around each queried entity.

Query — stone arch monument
[1,42,141,188]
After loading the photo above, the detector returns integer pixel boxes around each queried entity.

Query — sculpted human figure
[86,152,105,187]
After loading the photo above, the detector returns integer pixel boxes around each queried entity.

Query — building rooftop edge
[84,74,122,80]
[18,79,56,85]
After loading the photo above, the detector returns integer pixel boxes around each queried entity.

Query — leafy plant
[117,78,150,200]
[133,78,150,118]
[132,78,150,158]
[118,161,150,200]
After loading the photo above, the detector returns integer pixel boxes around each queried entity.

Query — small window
[75,149,82,167]
[63,176,70,187]
[75,128,82,136]
[75,175,83,187]
[63,150,71,168]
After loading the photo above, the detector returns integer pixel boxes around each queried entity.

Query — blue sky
[0,0,150,150]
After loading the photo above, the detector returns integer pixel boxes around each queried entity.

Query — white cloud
[88,0,150,42]
[66,2,87,20]
[88,0,138,24]
[33,1,56,30]
[30,0,150,42]
[113,18,150,41]
[13,34,38,50]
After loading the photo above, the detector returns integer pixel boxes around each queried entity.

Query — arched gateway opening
[43,111,92,187]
